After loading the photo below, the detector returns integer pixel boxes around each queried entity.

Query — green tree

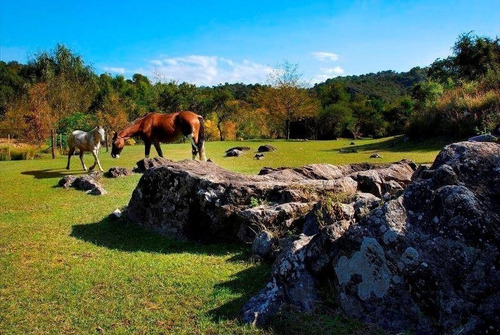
[411,80,444,111]
[209,86,236,141]
[429,32,500,83]
[318,103,355,139]
[156,81,182,113]
[21,44,97,148]
[261,62,319,139]
[0,61,27,120]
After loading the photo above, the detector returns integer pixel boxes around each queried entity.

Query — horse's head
[97,126,106,146]
[111,132,125,158]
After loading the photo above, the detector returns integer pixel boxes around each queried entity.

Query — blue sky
[1,0,499,86]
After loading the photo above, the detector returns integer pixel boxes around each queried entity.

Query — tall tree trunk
[217,121,224,141]
[285,119,291,140]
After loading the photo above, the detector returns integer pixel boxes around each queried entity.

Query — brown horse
[111,111,206,161]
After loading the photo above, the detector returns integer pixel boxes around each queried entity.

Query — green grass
[0,137,452,334]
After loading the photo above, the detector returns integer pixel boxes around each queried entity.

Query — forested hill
[315,67,428,102]
[1,33,498,142]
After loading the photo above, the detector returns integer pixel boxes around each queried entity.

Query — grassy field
[0,137,453,334]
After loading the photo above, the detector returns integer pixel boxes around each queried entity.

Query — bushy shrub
[0,144,41,161]
[125,138,136,146]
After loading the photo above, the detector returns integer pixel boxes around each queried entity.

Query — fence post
[51,129,56,159]
[7,134,11,161]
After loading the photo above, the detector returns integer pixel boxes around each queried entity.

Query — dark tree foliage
[407,33,500,139]
[0,61,27,118]
[429,32,500,83]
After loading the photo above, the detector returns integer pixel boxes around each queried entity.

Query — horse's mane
[90,126,105,145]
[125,113,153,128]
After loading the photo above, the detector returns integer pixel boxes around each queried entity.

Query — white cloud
[323,66,344,75]
[311,74,330,84]
[148,55,272,85]
[311,66,345,84]
[312,52,339,61]
[102,66,126,75]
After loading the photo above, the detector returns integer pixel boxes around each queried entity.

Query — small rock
[254,153,265,160]
[105,166,133,178]
[111,208,122,218]
[226,146,251,152]
[87,186,107,196]
[370,153,382,159]
[58,175,77,188]
[225,148,243,157]
[257,145,277,152]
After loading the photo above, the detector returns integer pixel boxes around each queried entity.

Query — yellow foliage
[202,119,220,141]
[222,121,237,140]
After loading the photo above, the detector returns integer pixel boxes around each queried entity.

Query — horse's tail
[197,115,207,161]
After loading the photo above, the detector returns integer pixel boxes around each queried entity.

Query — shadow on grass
[72,217,273,322]
[324,136,456,154]
[21,168,85,179]
[71,217,252,258]
[208,264,271,322]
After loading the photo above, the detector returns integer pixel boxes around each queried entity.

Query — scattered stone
[87,171,102,180]
[254,153,264,160]
[225,148,243,157]
[105,166,133,178]
[370,153,382,158]
[57,173,107,195]
[226,146,251,152]
[350,142,355,145]
[72,175,101,192]
[110,208,122,219]
[58,175,77,189]
[257,145,277,152]
[86,185,107,196]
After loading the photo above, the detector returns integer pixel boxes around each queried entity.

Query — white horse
[66,126,106,172]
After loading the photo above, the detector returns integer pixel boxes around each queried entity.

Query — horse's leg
[153,142,163,158]
[188,133,206,161]
[198,141,207,161]
[144,141,152,158]
[187,134,197,160]
[95,149,104,172]
[79,151,87,171]
[90,149,103,172]
[66,147,75,169]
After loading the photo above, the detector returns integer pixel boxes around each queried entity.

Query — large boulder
[125,159,416,243]
[242,142,500,334]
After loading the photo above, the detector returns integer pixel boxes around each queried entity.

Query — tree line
[0,32,498,145]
